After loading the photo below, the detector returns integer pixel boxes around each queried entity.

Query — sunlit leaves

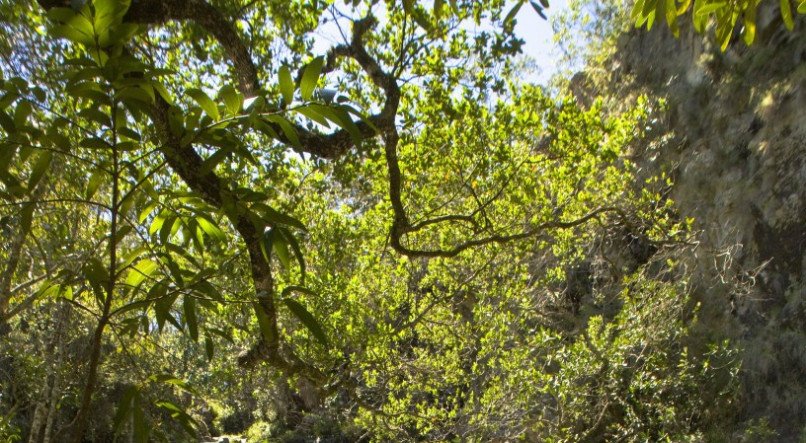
[195,215,226,242]
[26,151,51,191]
[299,56,324,101]
[124,259,158,288]
[781,0,795,29]
[633,0,803,49]
[280,296,328,347]
[279,65,295,104]
[252,202,307,232]
[183,295,199,341]
[217,85,242,116]
[46,0,139,53]
[186,88,220,120]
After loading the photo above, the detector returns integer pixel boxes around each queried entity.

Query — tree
[1,0,783,440]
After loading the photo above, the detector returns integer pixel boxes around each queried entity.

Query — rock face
[601,8,805,439]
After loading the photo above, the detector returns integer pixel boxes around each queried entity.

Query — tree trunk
[41,303,68,443]
[27,401,46,443]
[1,163,51,335]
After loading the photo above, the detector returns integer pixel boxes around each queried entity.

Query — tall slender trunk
[65,100,120,443]
[0,224,27,315]
[41,371,61,443]
[42,303,69,443]
[0,176,48,334]
[27,402,46,443]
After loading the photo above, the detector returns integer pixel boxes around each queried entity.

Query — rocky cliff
[592,7,806,439]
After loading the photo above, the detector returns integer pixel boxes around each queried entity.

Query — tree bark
[27,401,45,443]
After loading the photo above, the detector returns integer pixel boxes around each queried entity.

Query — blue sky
[514,0,568,83]
[312,1,569,85]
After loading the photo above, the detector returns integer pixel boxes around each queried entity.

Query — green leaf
[116,86,153,105]
[148,212,166,234]
[279,65,295,104]
[132,397,149,443]
[504,1,524,27]
[295,105,331,128]
[643,0,658,17]
[94,0,131,32]
[218,85,242,116]
[329,105,364,145]
[155,401,198,436]
[279,228,306,283]
[152,81,174,106]
[112,385,138,434]
[118,125,140,141]
[743,7,757,45]
[280,297,328,347]
[252,117,278,140]
[46,7,78,23]
[243,95,260,110]
[151,283,174,331]
[299,56,324,101]
[646,9,657,29]
[199,147,230,175]
[186,88,220,120]
[204,335,214,360]
[27,151,52,191]
[253,203,307,231]
[310,104,365,143]
[183,296,198,341]
[264,115,300,146]
[67,82,110,105]
[112,225,132,244]
[281,285,318,299]
[716,15,733,51]
[106,22,140,46]
[694,1,726,16]
[159,215,177,244]
[79,108,110,126]
[50,24,94,47]
[34,282,62,300]
[411,7,434,31]
[273,232,290,269]
[82,257,109,289]
[125,259,159,288]
[260,229,274,264]
[0,109,14,132]
[663,0,679,36]
[529,1,548,20]
[253,301,275,343]
[196,215,226,241]
[192,280,224,302]
[207,327,233,343]
[13,101,32,128]
[781,0,794,30]
[86,170,104,200]
[798,0,806,14]
[149,374,196,394]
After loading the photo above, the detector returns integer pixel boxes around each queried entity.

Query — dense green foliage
[0,0,798,441]
[632,0,806,49]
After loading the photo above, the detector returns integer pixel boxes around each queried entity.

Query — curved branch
[390,207,627,258]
